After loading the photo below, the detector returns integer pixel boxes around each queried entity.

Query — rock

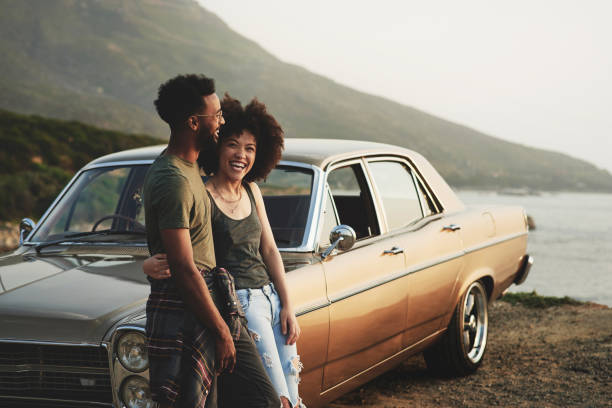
[527,214,536,230]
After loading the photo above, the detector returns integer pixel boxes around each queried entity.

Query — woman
[144,95,304,408]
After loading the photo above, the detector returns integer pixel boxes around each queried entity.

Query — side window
[368,161,423,230]
[258,166,314,248]
[417,178,437,217]
[326,163,379,240]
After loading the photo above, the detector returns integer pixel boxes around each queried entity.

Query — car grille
[0,342,112,405]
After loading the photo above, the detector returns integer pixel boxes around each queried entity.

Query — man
[143,74,277,408]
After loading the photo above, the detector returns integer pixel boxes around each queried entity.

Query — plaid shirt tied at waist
[145,266,245,408]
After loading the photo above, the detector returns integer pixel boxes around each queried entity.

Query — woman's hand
[143,253,171,279]
[280,307,301,345]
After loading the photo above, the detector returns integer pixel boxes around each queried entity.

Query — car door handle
[383,246,404,255]
[443,224,461,231]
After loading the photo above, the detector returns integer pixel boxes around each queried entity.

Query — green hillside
[1,0,611,191]
[0,109,158,221]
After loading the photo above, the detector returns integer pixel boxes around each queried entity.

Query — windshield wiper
[34,230,146,253]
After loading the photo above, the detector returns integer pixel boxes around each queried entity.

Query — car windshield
[30,165,149,243]
[30,164,314,249]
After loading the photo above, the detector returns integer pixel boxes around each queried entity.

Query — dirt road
[327,301,611,408]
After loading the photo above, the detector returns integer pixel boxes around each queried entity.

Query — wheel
[91,214,145,232]
[424,280,489,377]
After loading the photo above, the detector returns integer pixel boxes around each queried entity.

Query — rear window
[368,160,423,230]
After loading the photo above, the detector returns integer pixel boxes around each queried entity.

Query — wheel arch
[452,267,495,310]
[479,275,495,301]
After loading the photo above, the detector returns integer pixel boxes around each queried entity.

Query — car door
[365,158,464,348]
[318,159,408,389]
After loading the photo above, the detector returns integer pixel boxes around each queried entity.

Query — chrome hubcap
[462,282,488,363]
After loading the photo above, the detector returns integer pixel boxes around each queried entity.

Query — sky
[198,0,612,172]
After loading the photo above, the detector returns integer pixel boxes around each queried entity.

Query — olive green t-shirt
[143,154,215,271]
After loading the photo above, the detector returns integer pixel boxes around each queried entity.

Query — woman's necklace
[213,180,243,214]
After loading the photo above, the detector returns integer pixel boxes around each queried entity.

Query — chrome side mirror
[19,218,36,245]
[321,224,356,259]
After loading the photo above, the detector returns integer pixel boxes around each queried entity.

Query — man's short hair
[154,74,216,128]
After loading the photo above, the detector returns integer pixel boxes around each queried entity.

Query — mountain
[1,0,611,192]
[0,109,158,221]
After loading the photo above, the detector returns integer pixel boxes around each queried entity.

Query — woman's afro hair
[198,94,284,182]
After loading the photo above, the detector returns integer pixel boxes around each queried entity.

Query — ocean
[457,191,612,306]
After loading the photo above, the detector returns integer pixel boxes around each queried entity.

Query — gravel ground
[327,301,612,408]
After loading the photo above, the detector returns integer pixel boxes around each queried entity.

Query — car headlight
[117,331,149,372]
[120,375,154,408]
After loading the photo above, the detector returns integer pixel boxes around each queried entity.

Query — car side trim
[329,250,465,304]
[295,299,331,317]
[463,231,527,254]
[326,230,527,304]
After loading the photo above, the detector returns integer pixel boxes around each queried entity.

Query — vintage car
[0,139,532,407]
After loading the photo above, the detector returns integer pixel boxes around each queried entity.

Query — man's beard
[198,129,217,154]
[196,126,216,150]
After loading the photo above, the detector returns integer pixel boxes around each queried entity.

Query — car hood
[0,247,150,344]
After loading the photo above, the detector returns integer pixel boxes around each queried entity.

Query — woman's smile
[229,160,247,170]
[218,131,256,180]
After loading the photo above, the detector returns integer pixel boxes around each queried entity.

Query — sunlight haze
[198,0,612,172]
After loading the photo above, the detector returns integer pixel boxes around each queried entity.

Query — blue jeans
[236,283,303,407]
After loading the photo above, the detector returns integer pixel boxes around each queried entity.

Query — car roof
[87,138,464,213]
[88,138,411,169]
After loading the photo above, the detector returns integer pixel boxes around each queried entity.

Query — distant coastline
[458,190,612,307]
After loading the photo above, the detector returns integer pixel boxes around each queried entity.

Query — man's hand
[215,327,236,374]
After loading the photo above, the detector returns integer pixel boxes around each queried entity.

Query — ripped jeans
[236,283,303,407]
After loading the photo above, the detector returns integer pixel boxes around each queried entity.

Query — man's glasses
[194,111,223,120]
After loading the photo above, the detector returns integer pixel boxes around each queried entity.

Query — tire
[424,280,489,377]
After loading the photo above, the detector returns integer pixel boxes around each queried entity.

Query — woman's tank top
[208,183,270,290]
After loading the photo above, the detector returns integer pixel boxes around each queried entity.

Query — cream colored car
[1,139,531,408]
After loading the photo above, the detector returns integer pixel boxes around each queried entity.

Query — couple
[143,74,303,408]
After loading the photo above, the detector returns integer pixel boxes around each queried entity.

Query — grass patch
[501,291,583,308]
